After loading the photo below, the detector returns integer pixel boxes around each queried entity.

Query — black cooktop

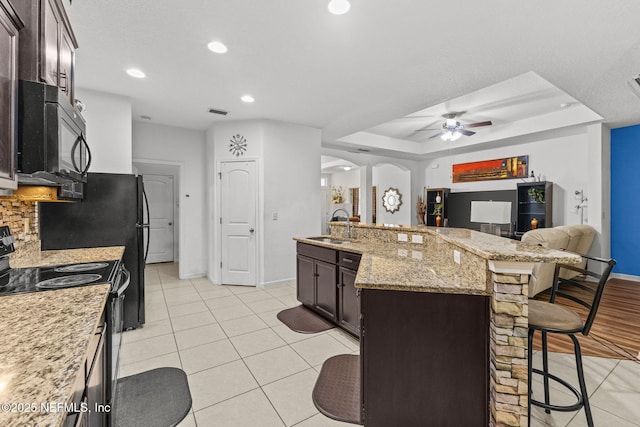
[0,260,120,296]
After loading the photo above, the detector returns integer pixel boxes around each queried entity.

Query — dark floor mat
[312,354,362,425]
[113,367,191,427]
[277,305,335,333]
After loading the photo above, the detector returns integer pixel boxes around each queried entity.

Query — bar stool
[527,254,616,427]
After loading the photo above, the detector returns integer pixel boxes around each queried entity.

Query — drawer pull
[342,258,353,263]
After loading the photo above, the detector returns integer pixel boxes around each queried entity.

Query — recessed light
[343,166,352,171]
[207,41,228,54]
[328,0,351,15]
[126,68,146,79]
[241,95,255,103]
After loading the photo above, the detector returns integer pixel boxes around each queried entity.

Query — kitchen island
[296,223,581,426]
[0,245,125,427]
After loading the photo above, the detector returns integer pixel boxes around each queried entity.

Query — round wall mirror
[382,187,403,213]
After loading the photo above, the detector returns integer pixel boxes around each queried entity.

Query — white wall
[373,163,412,225]
[207,119,321,287]
[76,88,132,173]
[423,131,592,227]
[263,121,321,284]
[132,121,207,278]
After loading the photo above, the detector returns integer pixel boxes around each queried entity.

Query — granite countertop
[10,246,125,269]
[295,227,581,295]
[0,285,110,427]
[0,245,125,426]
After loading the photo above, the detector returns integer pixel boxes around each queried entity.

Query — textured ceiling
[67,0,640,157]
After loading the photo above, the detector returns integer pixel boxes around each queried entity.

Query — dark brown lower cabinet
[315,260,338,321]
[296,243,360,335]
[361,289,489,426]
[296,254,315,306]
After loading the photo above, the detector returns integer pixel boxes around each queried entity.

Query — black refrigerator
[40,172,149,329]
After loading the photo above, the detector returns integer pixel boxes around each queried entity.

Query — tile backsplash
[0,200,39,242]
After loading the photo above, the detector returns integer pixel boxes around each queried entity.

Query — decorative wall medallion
[229,134,247,157]
[382,187,403,213]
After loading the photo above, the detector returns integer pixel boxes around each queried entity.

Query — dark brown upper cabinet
[13,0,78,104]
[0,0,23,190]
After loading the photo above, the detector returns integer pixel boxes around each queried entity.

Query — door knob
[249,228,255,233]
[168,222,173,226]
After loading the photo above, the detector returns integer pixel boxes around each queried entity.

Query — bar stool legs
[527,329,594,427]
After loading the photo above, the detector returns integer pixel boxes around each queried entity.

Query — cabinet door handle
[342,258,353,263]
[337,283,343,288]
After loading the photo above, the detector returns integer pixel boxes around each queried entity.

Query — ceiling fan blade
[414,128,441,132]
[465,120,492,128]
[429,132,445,139]
[459,129,476,136]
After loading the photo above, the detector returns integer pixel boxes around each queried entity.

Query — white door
[144,174,175,264]
[220,161,257,286]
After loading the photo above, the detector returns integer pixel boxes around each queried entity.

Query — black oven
[17,80,92,185]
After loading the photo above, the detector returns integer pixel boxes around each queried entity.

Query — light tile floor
[119,263,640,427]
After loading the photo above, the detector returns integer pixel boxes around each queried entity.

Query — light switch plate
[453,250,461,264]
[412,251,423,260]
[398,233,408,242]
[411,234,423,244]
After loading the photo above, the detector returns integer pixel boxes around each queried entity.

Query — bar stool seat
[528,299,583,332]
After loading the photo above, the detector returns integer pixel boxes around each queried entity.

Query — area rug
[113,367,191,427]
[313,354,362,425]
[277,305,334,333]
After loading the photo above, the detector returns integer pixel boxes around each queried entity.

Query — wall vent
[627,75,640,100]
[208,108,228,116]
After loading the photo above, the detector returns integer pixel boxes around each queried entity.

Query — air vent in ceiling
[627,75,640,100]
[208,108,228,116]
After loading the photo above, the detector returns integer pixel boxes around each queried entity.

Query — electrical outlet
[453,250,461,264]
[412,251,423,260]
[398,233,408,242]
[397,249,408,257]
[411,234,423,244]
[272,212,278,220]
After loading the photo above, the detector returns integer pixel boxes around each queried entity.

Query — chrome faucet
[331,208,352,239]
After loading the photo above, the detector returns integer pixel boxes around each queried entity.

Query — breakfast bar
[296,223,581,426]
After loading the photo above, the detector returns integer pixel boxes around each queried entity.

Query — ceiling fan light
[445,119,458,128]
[450,131,462,141]
[441,131,453,141]
[328,0,351,15]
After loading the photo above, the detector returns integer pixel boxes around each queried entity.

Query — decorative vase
[531,218,538,230]
[436,215,442,227]
[435,193,442,203]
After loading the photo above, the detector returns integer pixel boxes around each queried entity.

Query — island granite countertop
[0,245,125,427]
[295,225,581,296]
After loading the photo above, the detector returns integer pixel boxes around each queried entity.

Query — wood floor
[532,278,640,360]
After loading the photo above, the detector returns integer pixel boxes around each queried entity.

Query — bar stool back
[527,254,616,427]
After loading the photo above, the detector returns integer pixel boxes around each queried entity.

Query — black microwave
[17,80,91,184]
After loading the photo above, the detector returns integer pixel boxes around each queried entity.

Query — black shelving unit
[425,188,450,226]
[516,181,553,237]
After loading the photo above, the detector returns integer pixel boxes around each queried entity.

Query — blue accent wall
[611,124,640,276]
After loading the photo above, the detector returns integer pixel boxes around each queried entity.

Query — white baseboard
[178,272,206,280]
[259,277,296,289]
[611,272,640,282]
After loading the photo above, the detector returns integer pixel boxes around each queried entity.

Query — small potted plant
[528,187,544,203]
[431,203,443,227]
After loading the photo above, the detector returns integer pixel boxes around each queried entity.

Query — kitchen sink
[306,236,349,244]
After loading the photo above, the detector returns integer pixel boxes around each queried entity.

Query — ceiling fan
[415,112,492,141]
